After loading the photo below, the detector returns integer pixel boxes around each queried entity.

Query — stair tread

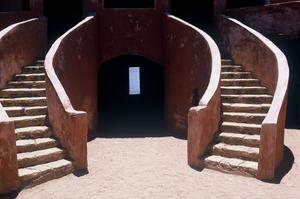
[15,126,52,140]
[221,86,267,89]
[221,94,273,97]
[223,112,267,117]
[205,155,258,168]
[15,73,45,76]
[1,88,46,91]
[15,125,51,133]
[204,155,258,177]
[210,142,259,153]
[17,147,64,158]
[222,103,271,107]
[7,80,45,83]
[217,132,260,147]
[16,137,57,146]
[221,72,251,74]
[4,106,47,111]
[222,121,261,128]
[18,159,73,179]
[10,115,46,120]
[16,138,59,153]
[208,142,259,161]
[0,96,46,100]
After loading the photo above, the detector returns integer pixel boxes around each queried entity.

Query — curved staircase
[203,59,273,177]
[0,61,74,188]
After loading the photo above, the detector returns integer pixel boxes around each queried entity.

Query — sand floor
[4,127,300,199]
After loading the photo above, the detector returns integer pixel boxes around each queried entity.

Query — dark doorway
[270,38,300,128]
[171,0,213,35]
[98,55,165,137]
[44,0,82,47]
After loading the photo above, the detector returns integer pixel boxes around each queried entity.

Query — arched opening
[98,55,166,137]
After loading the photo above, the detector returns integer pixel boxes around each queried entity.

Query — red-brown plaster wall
[224,2,300,39]
[0,17,47,89]
[91,0,169,67]
[163,14,213,133]
[0,105,20,195]
[47,13,98,135]
[0,0,43,31]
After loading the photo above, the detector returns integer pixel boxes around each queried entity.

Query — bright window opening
[129,67,140,95]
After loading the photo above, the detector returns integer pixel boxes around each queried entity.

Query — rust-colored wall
[224,2,300,39]
[0,0,43,31]
[163,14,212,133]
[49,14,98,134]
[0,17,47,89]
[91,0,168,67]
[0,105,20,195]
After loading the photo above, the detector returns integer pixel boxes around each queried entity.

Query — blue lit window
[129,67,140,95]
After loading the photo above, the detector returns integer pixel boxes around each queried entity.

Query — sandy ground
[4,127,300,199]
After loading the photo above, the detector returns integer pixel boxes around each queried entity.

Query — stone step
[6,81,45,89]
[207,142,259,162]
[17,147,66,168]
[221,59,233,65]
[221,86,268,95]
[204,155,258,177]
[221,72,252,79]
[16,138,59,153]
[15,126,52,140]
[0,97,47,106]
[222,103,271,113]
[215,132,260,148]
[221,122,261,135]
[0,88,46,98]
[4,106,47,117]
[221,79,261,87]
[13,73,45,81]
[22,65,45,74]
[221,94,273,104]
[222,112,267,124]
[221,65,242,72]
[19,159,74,189]
[31,60,45,66]
[11,115,47,128]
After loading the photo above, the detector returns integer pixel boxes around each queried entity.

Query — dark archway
[98,55,166,137]
[44,0,82,47]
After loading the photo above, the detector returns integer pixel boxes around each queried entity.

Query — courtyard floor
[4,127,300,199]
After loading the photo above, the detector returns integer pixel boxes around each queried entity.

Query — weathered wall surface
[0,105,20,195]
[163,14,215,133]
[0,0,43,31]
[216,15,289,179]
[91,0,168,67]
[0,17,47,89]
[45,13,98,168]
[49,14,98,135]
[224,2,300,39]
[46,12,98,137]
